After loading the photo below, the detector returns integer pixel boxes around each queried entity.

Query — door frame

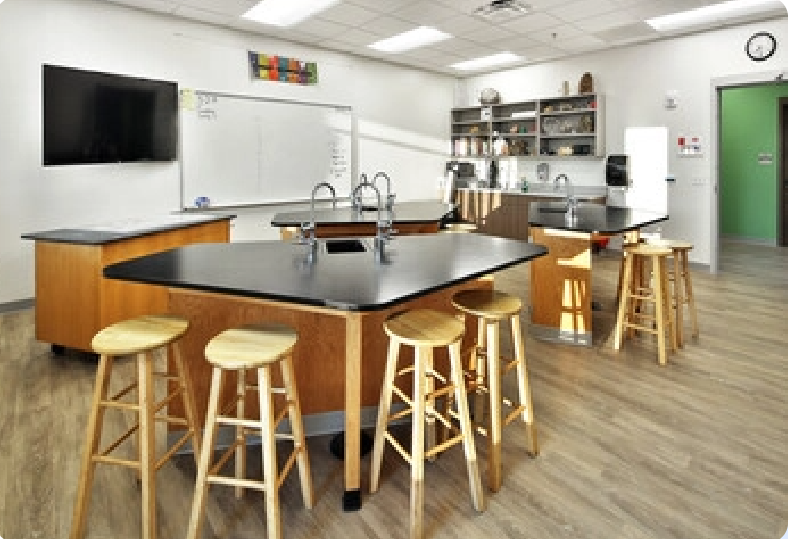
[710,69,785,273]
[779,97,788,247]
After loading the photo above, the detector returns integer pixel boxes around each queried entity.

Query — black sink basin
[324,239,367,254]
[539,206,568,214]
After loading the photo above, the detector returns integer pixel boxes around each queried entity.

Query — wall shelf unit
[451,93,604,160]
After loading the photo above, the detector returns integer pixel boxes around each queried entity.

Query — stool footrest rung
[152,372,179,381]
[207,475,268,492]
[153,387,183,415]
[100,400,139,411]
[276,446,302,490]
[272,405,290,432]
[209,439,244,476]
[425,368,447,385]
[108,381,138,403]
[388,407,413,423]
[217,416,267,429]
[92,455,139,469]
[156,429,192,470]
[392,385,413,408]
[384,432,412,465]
[99,423,139,457]
[623,322,659,335]
[503,405,526,426]
[425,434,465,459]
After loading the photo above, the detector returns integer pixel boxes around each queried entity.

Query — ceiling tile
[317,3,380,26]
[499,12,564,33]
[546,0,620,23]
[394,2,458,25]
[290,18,350,39]
[362,15,415,36]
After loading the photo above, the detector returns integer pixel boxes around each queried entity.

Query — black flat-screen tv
[43,64,178,165]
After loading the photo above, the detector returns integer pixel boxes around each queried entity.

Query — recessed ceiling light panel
[369,26,452,53]
[646,0,784,32]
[450,52,522,71]
[242,0,341,27]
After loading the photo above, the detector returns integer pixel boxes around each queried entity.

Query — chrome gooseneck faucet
[554,173,578,216]
[299,181,337,250]
[350,175,393,256]
[372,171,395,211]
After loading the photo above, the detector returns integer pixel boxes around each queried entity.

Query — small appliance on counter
[606,154,630,187]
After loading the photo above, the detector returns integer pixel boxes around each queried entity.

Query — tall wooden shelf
[451,93,604,160]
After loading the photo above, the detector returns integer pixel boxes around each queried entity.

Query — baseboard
[721,234,777,247]
[0,298,34,314]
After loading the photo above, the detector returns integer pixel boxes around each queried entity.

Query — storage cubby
[450,93,604,160]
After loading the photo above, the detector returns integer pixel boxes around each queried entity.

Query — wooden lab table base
[530,227,642,346]
[530,227,594,346]
[166,277,492,511]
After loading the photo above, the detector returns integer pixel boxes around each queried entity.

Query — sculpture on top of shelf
[579,72,593,94]
[479,88,501,105]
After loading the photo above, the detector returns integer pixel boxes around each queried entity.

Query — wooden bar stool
[647,238,699,347]
[614,244,677,366]
[370,309,485,539]
[451,290,538,493]
[186,323,313,539]
[71,314,202,539]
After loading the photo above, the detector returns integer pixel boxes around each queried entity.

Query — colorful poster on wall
[248,51,318,85]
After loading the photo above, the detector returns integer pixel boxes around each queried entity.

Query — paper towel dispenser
[606,154,629,187]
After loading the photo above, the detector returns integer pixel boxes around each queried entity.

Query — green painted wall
[720,84,788,240]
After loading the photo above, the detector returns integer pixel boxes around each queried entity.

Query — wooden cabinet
[32,219,231,353]
[451,93,604,160]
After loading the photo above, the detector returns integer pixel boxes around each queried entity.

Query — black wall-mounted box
[606,154,629,187]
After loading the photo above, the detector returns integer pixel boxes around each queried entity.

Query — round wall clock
[746,32,777,62]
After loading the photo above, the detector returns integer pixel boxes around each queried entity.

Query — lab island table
[528,201,668,346]
[271,200,455,239]
[103,233,547,511]
[21,213,234,353]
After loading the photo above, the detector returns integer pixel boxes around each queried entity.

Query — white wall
[459,17,788,265]
[0,0,454,304]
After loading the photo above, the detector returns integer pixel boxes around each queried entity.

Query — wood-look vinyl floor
[2,240,788,539]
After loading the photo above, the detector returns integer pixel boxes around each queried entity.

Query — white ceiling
[103,0,787,76]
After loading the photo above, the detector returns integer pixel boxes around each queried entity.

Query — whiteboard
[181,91,352,208]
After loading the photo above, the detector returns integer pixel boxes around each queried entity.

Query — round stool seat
[91,314,189,355]
[205,323,298,369]
[384,309,464,347]
[624,243,672,257]
[452,290,522,320]
[647,238,693,251]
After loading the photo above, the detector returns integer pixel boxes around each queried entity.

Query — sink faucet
[299,181,337,249]
[554,174,578,215]
[350,176,394,255]
[372,171,395,210]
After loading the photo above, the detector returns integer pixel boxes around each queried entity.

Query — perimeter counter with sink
[453,185,607,240]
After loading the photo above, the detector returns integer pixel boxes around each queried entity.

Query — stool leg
[613,254,634,350]
[652,257,668,366]
[258,366,282,539]
[473,317,487,426]
[683,250,699,339]
[511,314,538,456]
[170,342,202,462]
[138,352,157,539]
[425,347,437,462]
[485,319,502,493]
[186,368,224,539]
[280,354,313,509]
[663,258,677,354]
[671,252,684,348]
[70,354,115,539]
[371,338,401,494]
[410,346,427,539]
[448,341,484,513]
[235,368,246,499]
